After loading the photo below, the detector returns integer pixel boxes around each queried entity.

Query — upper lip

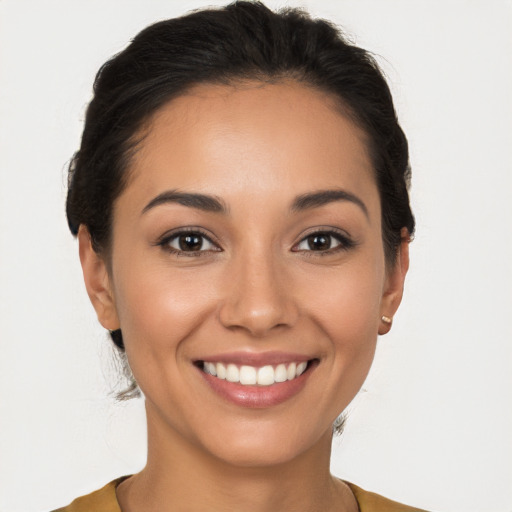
[194,351,315,367]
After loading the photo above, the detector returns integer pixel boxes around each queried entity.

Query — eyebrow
[142,190,229,215]
[141,188,368,218]
[291,189,369,218]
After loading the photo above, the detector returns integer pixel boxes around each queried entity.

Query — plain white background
[0,1,511,511]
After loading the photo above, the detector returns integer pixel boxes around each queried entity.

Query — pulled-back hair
[66,1,414,365]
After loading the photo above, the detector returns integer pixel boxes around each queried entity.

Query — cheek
[301,252,385,389]
[111,264,222,418]
[112,260,218,360]
[305,255,384,342]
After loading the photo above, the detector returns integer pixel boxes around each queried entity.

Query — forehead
[122,80,378,214]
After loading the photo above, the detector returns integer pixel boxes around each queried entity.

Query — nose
[218,250,299,337]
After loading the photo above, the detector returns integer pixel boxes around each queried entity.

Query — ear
[379,228,410,335]
[78,225,120,331]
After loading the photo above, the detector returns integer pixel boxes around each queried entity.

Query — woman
[56,2,424,510]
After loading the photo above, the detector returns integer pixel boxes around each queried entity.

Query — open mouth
[196,360,317,386]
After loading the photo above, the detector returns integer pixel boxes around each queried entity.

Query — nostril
[218,301,298,337]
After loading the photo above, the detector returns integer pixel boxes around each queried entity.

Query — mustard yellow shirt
[52,477,429,511]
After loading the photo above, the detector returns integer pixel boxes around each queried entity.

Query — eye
[158,229,220,255]
[294,230,354,253]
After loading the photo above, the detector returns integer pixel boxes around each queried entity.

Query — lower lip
[198,364,315,408]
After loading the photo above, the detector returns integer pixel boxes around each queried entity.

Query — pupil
[179,234,202,251]
[308,234,330,251]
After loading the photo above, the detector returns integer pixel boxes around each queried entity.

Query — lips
[195,354,317,408]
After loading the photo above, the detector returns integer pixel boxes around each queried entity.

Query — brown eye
[297,232,340,251]
[294,230,354,254]
[178,234,203,251]
[306,234,332,251]
[162,231,218,253]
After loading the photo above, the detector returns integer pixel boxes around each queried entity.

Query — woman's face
[81,81,407,467]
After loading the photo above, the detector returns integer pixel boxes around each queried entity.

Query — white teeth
[257,365,275,386]
[216,362,227,379]
[226,364,239,383]
[207,362,217,376]
[287,362,296,381]
[239,365,257,385]
[296,361,307,376]
[274,364,288,383]
[202,360,310,386]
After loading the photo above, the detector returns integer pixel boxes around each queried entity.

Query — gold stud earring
[381,315,392,325]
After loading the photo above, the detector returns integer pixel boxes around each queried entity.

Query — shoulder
[346,482,430,512]
[50,477,127,512]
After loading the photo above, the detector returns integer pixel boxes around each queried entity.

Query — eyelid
[154,226,355,256]
[291,227,355,253]
[155,227,222,255]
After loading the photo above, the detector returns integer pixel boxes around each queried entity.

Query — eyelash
[292,229,355,256]
[156,228,355,257]
[156,228,221,257]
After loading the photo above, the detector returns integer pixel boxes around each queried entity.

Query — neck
[116,403,357,512]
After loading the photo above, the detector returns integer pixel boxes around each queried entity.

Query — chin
[198,417,333,469]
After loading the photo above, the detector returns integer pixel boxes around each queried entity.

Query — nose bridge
[218,240,297,336]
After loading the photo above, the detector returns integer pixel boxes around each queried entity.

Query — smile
[201,361,308,386]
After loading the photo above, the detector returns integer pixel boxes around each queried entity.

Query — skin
[79,80,409,511]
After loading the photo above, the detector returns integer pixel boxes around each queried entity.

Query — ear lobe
[379,229,410,335]
[78,225,120,331]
